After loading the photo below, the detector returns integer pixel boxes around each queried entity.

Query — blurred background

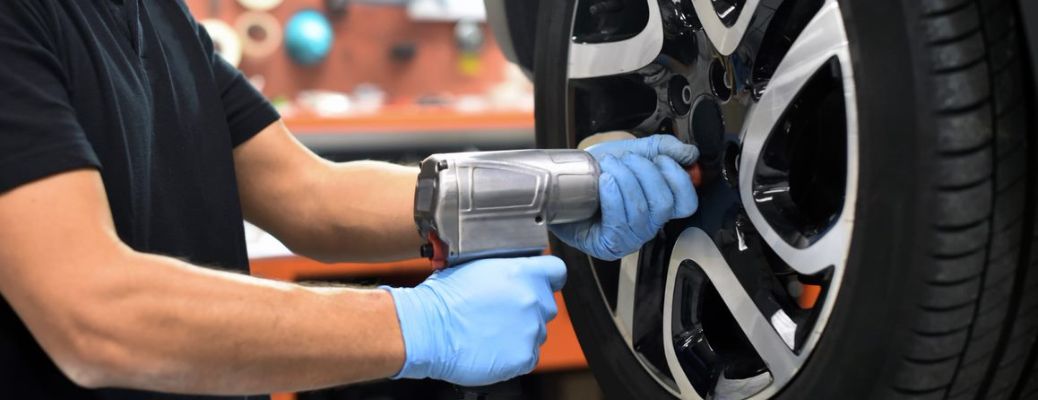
[189,0,534,162]
[182,0,601,398]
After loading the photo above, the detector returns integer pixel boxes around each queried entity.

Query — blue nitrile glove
[550,134,700,260]
[383,256,567,386]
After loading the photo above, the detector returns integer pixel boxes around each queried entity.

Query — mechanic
[0,1,698,399]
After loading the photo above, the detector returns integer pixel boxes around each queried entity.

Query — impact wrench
[412,149,700,399]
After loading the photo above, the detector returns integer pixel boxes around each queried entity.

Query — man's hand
[550,135,700,260]
[383,256,567,386]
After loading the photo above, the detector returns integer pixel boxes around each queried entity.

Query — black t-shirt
[0,1,279,399]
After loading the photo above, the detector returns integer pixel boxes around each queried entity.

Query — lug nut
[786,280,804,298]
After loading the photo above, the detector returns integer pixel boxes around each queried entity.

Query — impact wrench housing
[414,149,600,268]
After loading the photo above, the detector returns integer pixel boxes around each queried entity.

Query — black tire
[534,0,1038,398]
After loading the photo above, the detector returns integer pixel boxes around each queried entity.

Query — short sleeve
[0,1,100,194]
[195,23,281,147]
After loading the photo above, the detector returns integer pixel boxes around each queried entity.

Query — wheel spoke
[614,251,640,346]
[737,0,857,276]
[665,227,803,397]
[690,0,760,55]
[661,247,703,399]
[568,0,664,79]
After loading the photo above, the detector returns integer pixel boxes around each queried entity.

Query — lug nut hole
[668,75,692,116]
[710,59,731,101]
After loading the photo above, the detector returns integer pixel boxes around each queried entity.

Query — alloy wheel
[561,0,858,398]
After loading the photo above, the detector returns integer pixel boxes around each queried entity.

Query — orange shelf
[250,257,436,281]
[283,109,534,135]
[250,256,587,400]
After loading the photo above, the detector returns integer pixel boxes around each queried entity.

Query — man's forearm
[234,121,423,263]
[281,160,423,263]
[28,248,405,394]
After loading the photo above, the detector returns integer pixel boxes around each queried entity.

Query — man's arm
[0,169,405,394]
[233,120,423,263]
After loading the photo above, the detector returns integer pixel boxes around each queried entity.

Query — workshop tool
[415,149,700,268]
[414,149,597,400]
[414,149,600,269]
[236,11,283,60]
[414,148,698,399]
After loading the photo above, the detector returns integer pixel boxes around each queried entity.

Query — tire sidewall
[779,0,937,396]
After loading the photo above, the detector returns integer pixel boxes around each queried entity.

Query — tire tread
[896,0,1035,398]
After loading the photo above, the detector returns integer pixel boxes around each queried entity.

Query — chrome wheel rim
[561,1,858,398]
